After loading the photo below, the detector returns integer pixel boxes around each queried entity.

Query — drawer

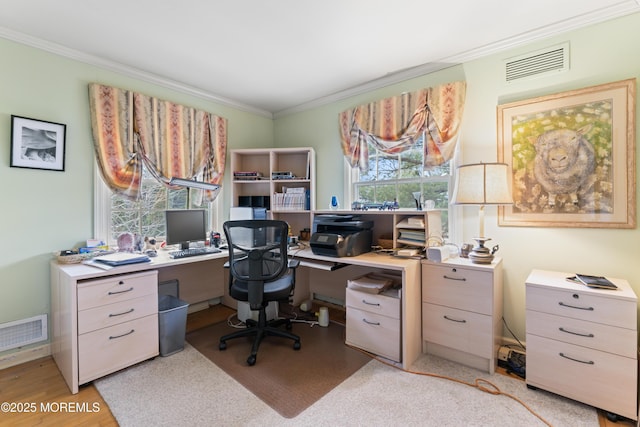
[526,285,637,329]
[526,334,637,420]
[526,310,637,358]
[78,314,159,384]
[346,307,400,362]
[78,294,158,335]
[422,302,493,358]
[346,288,400,319]
[422,265,493,314]
[78,270,158,310]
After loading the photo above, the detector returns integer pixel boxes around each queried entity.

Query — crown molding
[1,0,638,121]
[273,1,640,118]
[0,27,274,119]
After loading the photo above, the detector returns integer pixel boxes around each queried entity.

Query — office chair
[219,219,301,365]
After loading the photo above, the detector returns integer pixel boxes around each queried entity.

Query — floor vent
[0,315,48,352]
[505,43,569,83]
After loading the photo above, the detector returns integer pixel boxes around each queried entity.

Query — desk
[50,250,228,394]
[290,248,422,370]
[51,247,421,393]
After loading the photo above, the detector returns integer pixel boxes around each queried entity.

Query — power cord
[344,342,552,427]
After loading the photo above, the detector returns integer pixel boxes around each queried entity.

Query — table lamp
[450,162,513,264]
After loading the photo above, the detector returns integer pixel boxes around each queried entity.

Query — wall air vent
[0,315,47,352]
[504,42,569,83]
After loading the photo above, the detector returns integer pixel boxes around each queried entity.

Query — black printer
[310,214,373,257]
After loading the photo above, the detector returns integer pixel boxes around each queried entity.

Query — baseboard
[0,343,51,370]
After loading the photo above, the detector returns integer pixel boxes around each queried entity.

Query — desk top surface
[52,246,419,280]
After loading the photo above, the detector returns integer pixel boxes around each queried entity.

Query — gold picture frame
[497,79,636,228]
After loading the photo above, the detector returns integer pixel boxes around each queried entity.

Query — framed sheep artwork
[497,78,635,228]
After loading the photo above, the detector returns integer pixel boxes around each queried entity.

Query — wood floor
[0,304,633,427]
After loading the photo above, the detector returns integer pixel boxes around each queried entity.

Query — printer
[310,214,373,257]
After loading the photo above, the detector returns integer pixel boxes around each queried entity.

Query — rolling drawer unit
[50,264,159,394]
[525,269,637,421]
[345,287,401,362]
[421,258,503,373]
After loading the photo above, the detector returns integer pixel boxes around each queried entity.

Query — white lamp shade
[451,163,513,205]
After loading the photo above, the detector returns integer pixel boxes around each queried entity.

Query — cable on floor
[344,342,553,427]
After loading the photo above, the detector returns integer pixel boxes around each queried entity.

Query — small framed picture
[10,115,66,172]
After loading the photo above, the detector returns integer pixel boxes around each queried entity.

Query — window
[349,135,455,238]
[94,163,221,246]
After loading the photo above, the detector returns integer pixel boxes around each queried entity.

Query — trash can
[158,294,189,356]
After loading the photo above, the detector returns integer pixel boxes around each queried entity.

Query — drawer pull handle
[443,315,466,323]
[108,287,134,295]
[559,352,594,365]
[362,299,380,306]
[109,329,135,340]
[558,302,594,311]
[559,327,594,338]
[362,318,381,326]
[443,275,466,281]
[109,308,135,317]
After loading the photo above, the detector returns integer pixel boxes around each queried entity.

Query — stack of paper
[347,274,393,294]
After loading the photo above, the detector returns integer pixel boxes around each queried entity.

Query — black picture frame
[10,115,66,172]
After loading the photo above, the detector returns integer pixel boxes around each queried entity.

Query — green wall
[275,13,640,340]
[1,12,639,356]
[0,37,274,343]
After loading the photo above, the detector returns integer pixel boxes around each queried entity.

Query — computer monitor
[165,209,207,250]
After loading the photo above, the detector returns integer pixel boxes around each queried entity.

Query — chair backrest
[223,219,289,285]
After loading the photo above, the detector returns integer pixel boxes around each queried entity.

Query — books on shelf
[272,187,310,210]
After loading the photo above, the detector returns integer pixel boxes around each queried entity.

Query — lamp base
[468,237,494,264]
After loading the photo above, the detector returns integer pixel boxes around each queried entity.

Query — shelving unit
[230,147,316,236]
[394,211,442,249]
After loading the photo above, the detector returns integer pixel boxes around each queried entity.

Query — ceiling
[1,1,639,117]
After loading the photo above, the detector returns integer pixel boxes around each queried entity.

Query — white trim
[0,343,51,370]
[2,1,637,118]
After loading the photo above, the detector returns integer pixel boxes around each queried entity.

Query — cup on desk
[317,307,329,327]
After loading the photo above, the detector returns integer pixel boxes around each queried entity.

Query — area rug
[185,321,371,418]
[94,344,598,426]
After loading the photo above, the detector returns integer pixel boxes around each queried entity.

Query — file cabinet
[421,258,503,373]
[345,287,401,362]
[77,271,159,385]
[525,269,637,421]
[51,265,159,393]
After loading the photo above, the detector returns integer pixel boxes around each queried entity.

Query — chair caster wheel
[247,355,257,366]
[219,341,227,350]
[293,341,301,350]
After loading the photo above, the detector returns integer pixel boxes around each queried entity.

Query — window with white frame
[94,163,221,247]
[349,134,455,239]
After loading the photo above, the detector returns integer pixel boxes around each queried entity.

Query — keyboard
[169,247,221,259]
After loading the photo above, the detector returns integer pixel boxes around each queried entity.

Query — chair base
[219,305,301,365]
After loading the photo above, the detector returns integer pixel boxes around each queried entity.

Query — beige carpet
[95,327,599,426]
[186,321,371,418]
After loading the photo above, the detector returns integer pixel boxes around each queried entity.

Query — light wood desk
[50,250,228,393]
[51,247,421,393]
[290,247,422,370]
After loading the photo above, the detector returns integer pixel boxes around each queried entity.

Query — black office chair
[219,219,301,365]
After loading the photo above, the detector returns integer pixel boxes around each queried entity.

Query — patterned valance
[338,81,466,172]
[89,83,227,202]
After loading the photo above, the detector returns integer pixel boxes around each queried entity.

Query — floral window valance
[338,81,466,172]
[88,83,227,202]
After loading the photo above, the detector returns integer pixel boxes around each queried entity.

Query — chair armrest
[288,259,300,269]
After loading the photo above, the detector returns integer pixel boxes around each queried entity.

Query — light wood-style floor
[0,304,633,427]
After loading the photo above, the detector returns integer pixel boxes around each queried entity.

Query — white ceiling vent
[504,43,569,83]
